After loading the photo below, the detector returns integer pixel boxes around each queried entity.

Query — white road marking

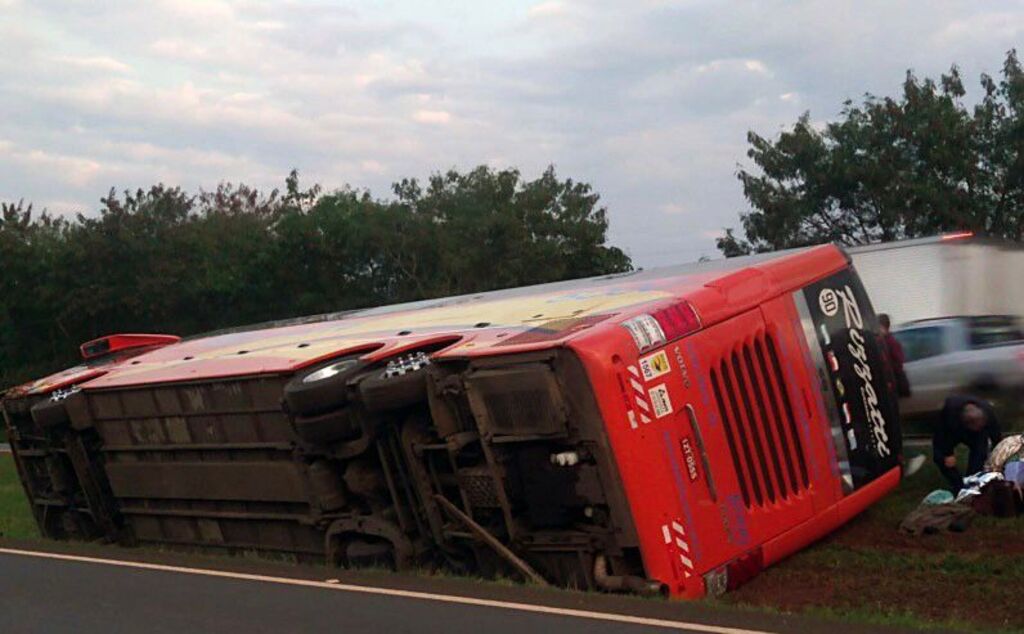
[0,547,777,634]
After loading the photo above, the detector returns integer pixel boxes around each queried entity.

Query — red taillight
[651,301,702,341]
[940,231,974,241]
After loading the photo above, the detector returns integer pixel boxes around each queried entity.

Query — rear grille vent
[465,365,568,438]
[482,390,552,433]
[709,331,809,508]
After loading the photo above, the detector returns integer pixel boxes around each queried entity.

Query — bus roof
[12,244,847,394]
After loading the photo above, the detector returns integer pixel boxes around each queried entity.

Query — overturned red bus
[1,244,901,598]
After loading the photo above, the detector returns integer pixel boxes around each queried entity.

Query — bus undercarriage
[3,347,663,595]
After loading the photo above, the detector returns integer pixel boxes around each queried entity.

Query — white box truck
[849,234,1024,423]
[848,233,1024,323]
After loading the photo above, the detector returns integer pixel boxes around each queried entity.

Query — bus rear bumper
[761,466,901,568]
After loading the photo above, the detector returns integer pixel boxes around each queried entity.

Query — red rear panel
[574,257,901,598]
[574,304,837,597]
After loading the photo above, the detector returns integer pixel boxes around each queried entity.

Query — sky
[2,1,1023,267]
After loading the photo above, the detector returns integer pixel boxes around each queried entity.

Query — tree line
[721,49,1024,255]
[0,166,631,387]
[10,50,1022,387]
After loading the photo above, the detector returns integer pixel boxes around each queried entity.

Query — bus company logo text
[822,286,891,458]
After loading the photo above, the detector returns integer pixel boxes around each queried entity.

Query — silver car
[893,315,1024,420]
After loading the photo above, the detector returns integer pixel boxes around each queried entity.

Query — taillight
[651,301,702,341]
[940,231,974,241]
[621,301,702,352]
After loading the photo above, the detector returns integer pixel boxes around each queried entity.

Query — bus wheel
[284,357,362,416]
[359,369,428,412]
[358,352,430,412]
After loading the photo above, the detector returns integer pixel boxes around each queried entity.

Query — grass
[720,446,1024,632]
[0,454,38,540]
[1,448,1020,632]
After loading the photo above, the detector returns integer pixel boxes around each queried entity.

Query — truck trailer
[848,233,1024,324]
[1,244,902,598]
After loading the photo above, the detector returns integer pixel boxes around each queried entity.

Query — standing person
[878,313,911,397]
[932,396,1002,492]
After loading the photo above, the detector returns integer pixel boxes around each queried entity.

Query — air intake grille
[464,364,568,438]
[482,390,556,434]
[709,331,809,508]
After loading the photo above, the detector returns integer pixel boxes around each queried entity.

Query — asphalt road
[0,550,734,634]
[0,546,944,634]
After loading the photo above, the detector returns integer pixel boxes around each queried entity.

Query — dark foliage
[720,50,1024,255]
[0,166,631,387]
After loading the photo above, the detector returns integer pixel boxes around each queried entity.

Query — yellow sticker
[639,350,671,382]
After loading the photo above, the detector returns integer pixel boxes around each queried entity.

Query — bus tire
[358,369,428,412]
[284,358,362,416]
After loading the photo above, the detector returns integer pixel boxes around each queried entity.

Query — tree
[0,166,631,388]
[0,201,69,380]
[389,166,631,297]
[720,50,1024,255]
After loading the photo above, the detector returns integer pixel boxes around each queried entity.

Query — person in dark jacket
[878,314,910,397]
[932,395,1002,492]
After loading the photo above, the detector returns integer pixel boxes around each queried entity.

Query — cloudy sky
[2,1,1022,266]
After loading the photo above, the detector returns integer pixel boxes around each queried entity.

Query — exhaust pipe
[593,554,666,597]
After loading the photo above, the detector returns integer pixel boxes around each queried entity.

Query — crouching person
[933,395,1002,493]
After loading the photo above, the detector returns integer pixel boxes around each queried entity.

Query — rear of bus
[572,245,902,598]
